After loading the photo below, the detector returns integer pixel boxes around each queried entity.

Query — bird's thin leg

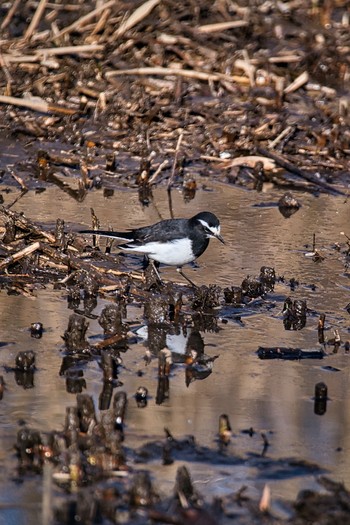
[151,260,163,283]
[142,256,163,283]
[176,267,197,287]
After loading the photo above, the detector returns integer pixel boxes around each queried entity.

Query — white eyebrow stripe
[198,219,220,236]
[198,219,210,228]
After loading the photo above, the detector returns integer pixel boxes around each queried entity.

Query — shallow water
[0,181,349,523]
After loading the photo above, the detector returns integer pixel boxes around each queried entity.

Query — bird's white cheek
[209,226,220,237]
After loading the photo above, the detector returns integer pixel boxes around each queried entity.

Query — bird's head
[192,212,225,244]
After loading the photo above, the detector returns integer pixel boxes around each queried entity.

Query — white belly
[122,238,195,266]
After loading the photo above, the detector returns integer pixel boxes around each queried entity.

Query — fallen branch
[202,154,276,170]
[257,147,346,196]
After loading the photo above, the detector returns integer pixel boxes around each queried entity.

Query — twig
[52,0,117,39]
[201,154,276,170]
[111,0,160,40]
[269,55,302,63]
[0,95,78,115]
[0,206,56,243]
[197,20,248,33]
[38,44,104,56]
[7,190,28,209]
[167,131,183,191]
[106,67,241,84]
[91,8,112,36]
[284,71,309,94]
[24,0,49,40]
[0,242,41,272]
[91,333,126,350]
[257,147,346,196]
[243,49,255,87]
[268,126,293,149]
[148,159,169,184]
[0,0,21,30]
[3,45,104,63]
[9,170,28,192]
[0,52,13,88]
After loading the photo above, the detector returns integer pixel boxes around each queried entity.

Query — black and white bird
[80,211,224,285]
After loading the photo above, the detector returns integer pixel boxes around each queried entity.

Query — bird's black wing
[80,218,189,244]
[132,218,188,244]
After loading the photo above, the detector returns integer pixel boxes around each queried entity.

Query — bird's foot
[177,267,197,287]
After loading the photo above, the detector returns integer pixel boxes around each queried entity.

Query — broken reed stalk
[167,131,184,191]
[196,20,248,33]
[0,242,41,272]
[38,44,104,57]
[9,170,28,192]
[111,0,160,40]
[0,0,21,30]
[257,147,346,196]
[268,126,293,149]
[0,95,78,115]
[201,154,276,170]
[284,71,309,94]
[105,67,244,84]
[0,206,56,243]
[148,159,169,184]
[3,44,104,64]
[24,0,49,40]
[52,0,117,39]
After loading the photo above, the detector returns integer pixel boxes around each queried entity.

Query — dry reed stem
[148,160,170,184]
[284,71,309,94]
[106,67,243,84]
[0,242,41,272]
[9,170,28,191]
[0,95,78,115]
[112,0,160,40]
[167,131,184,190]
[24,0,49,40]
[268,126,293,149]
[3,44,104,63]
[197,20,248,33]
[0,0,21,30]
[53,0,117,39]
[201,155,276,170]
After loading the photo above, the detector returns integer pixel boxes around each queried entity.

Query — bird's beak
[215,233,225,244]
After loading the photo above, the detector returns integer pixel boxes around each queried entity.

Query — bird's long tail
[79,230,134,242]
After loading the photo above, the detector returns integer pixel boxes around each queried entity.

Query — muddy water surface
[0,183,349,523]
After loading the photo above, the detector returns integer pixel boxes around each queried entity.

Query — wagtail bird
[80,211,224,286]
